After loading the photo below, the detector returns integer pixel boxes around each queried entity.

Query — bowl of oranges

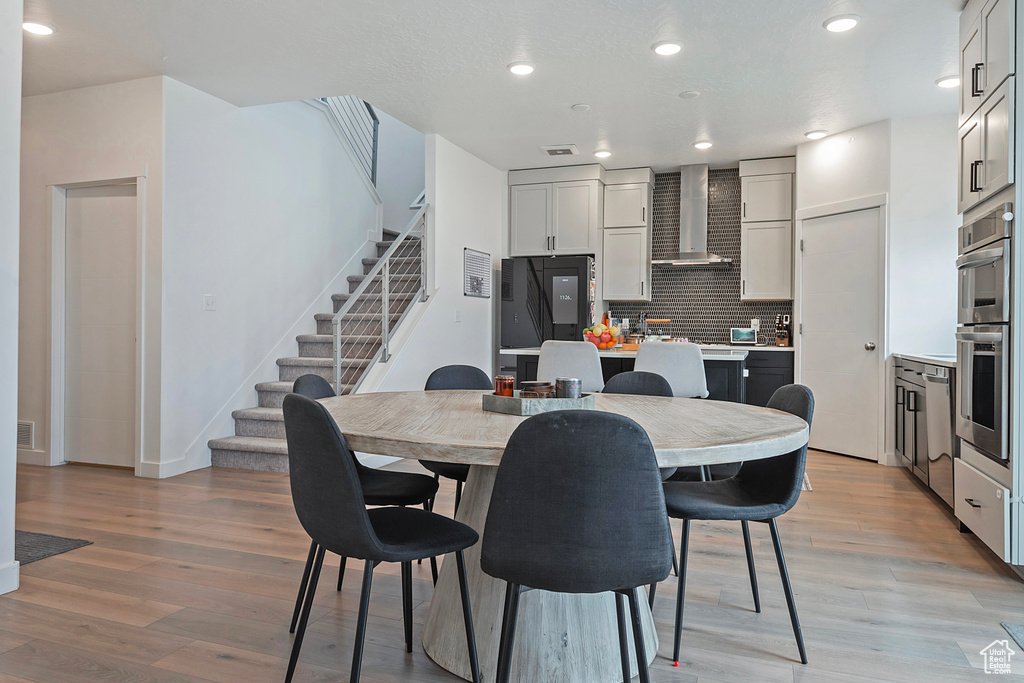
[584,322,620,350]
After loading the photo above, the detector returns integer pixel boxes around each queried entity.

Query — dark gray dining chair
[602,370,673,398]
[662,384,814,666]
[282,394,481,683]
[287,374,439,636]
[481,410,673,683]
[420,365,492,514]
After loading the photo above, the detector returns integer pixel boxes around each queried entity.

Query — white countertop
[500,345,756,361]
[894,353,957,369]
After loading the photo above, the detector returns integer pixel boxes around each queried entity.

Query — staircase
[208,226,423,472]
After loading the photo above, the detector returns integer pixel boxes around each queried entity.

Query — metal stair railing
[333,202,428,393]
[321,95,379,185]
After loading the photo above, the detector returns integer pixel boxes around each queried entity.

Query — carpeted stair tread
[315,312,402,321]
[332,291,418,302]
[255,380,295,393]
[232,406,284,422]
[208,435,288,455]
[298,333,382,343]
[362,257,420,267]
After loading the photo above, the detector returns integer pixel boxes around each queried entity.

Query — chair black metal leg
[614,591,631,683]
[401,561,413,653]
[454,480,463,514]
[285,545,324,683]
[350,559,376,683]
[672,519,690,665]
[769,518,807,664]
[289,540,317,634]
[741,521,760,613]
[626,587,651,683]
[454,550,481,683]
[670,529,678,576]
[496,582,513,682]
[429,556,438,585]
[700,465,711,482]
[647,580,657,609]
[337,555,347,592]
[496,582,521,683]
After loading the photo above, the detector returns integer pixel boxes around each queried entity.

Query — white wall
[19,77,165,471]
[889,114,959,356]
[0,0,23,595]
[375,109,425,232]
[161,79,380,472]
[371,134,505,391]
[796,119,891,212]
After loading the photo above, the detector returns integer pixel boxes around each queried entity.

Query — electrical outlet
[751,318,760,332]
[455,309,462,323]
[204,295,217,311]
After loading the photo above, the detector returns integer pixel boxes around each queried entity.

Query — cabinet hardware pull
[552,235,555,250]
[742,280,746,295]
[971,63,983,97]
[970,160,983,193]
[964,498,982,508]
[641,281,644,296]
[742,202,746,218]
[642,207,645,223]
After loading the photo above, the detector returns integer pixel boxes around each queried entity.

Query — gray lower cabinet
[743,351,795,407]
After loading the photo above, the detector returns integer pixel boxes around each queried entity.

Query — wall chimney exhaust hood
[651,164,732,266]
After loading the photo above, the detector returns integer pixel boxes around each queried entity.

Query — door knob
[865,342,876,351]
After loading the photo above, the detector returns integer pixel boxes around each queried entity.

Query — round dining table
[319,390,809,683]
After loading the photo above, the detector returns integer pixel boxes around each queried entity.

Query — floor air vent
[17,421,34,450]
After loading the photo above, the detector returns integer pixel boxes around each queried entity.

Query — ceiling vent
[17,421,34,450]
[540,144,579,157]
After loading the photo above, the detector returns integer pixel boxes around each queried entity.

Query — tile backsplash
[609,169,793,344]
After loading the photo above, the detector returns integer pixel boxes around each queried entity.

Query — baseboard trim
[136,457,189,479]
[16,449,49,466]
[0,561,20,595]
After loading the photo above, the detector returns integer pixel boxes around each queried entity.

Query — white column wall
[1,0,24,594]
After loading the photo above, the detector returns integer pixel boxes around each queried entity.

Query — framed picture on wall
[463,248,490,298]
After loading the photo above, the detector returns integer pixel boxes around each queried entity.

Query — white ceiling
[21,0,965,171]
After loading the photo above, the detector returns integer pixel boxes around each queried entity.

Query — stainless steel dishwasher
[924,364,956,507]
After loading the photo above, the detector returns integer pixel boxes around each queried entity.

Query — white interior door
[65,184,137,467]
[799,207,882,460]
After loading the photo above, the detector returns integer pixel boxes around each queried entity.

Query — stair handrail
[333,203,428,391]
[321,96,379,185]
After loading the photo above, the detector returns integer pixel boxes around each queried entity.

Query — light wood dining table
[319,390,809,683]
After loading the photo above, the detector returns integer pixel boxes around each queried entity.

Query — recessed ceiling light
[570,103,591,111]
[508,62,534,76]
[693,141,713,150]
[935,76,959,89]
[594,150,612,158]
[823,14,860,32]
[805,130,828,140]
[23,22,55,35]
[678,90,700,100]
[652,41,682,56]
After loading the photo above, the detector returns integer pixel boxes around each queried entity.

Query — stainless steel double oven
[956,203,1013,463]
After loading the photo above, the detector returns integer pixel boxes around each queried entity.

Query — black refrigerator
[500,256,595,348]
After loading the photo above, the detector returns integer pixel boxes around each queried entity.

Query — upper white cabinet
[739,158,794,301]
[959,77,1015,213]
[741,173,792,223]
[604,183,651,228]
[959,0,1015,126]
[509,179,601,256]
[960,12,984,125]
[741,222,792,301]
[603,227,651,301]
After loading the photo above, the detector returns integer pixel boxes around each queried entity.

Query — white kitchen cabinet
[509,180,600,256]
[980,77,1014,199]
[602,227,650,301]
[960,0,1015,127]
[741,221,792,301]
[958,77,1014,214]
[604,183,651,228]
[959,116,983,214]
[510,184,552,256]
[552,181,598,254]
[741,174,792,223]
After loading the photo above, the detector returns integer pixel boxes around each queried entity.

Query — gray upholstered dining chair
[536,340,605,392]
[287,374,439,636]
[634,341,708,399]
[662,384,814,666]
[481,410,673,683]
[282,393,481,683]
[420,365,492,514]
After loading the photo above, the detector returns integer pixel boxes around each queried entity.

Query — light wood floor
[2,452,1024,682]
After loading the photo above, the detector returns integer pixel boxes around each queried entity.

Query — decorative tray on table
[482,391,596,416]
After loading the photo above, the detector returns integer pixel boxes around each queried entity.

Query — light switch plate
[455,309,462,323]
[204,295,216,311]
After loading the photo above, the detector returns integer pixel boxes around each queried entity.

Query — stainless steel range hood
[651,164,732,266]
